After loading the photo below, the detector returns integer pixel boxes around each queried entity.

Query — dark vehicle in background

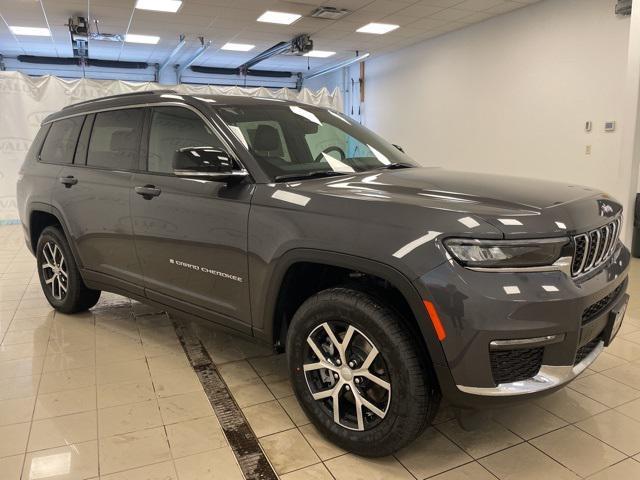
[17,91,630,456]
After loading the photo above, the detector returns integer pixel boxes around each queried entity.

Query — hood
[288,167,621,238]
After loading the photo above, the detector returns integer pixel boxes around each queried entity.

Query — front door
[55,109,144,291]
[131,106,253,332]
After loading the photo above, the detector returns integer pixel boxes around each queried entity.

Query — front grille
[490,347,544,385]
[571,217,621,277]
[582,283,625,325]
[574,334,603,365]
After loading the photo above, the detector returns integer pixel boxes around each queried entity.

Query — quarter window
[147,107,227,174]
[39,117,85,164]
[87,109,144,170]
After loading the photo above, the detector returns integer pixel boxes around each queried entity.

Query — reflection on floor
[2,223,640,479]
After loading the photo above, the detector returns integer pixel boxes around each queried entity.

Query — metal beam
[177,36,211,82]
[238,34,312,74]
[159,34,186,72]
[304,52,370,82]
[238,41,290,74]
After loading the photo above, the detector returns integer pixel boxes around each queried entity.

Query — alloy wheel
[303,321,391,431]
[41,241,68,300]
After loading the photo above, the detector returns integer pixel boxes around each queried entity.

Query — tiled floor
[3,223,640,479]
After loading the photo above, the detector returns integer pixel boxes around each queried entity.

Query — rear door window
[39,116,85,164]
[87,109,144,170]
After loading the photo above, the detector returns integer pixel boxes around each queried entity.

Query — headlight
[444,237,570,268]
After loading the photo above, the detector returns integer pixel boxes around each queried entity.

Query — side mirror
[173,147,248,182]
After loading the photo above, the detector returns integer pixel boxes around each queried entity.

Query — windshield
[215,103,417,181]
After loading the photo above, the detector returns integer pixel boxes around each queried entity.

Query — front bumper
[457,338,604,396]
[417,242,630,408]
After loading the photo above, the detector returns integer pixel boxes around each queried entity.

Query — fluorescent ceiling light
[125,33,160,44]
[221,42,255,52]
[9,26,50,36]
[257,11,301,25]
[304,50,336,58]
[357,23,399,34]
[136,0,182,12]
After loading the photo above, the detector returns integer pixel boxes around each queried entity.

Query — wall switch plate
[585,121,592,132]
[605,121,616,132]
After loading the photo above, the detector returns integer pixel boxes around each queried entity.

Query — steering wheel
[314,146,346,163]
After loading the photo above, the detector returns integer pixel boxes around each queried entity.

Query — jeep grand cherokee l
[16,90,630,456]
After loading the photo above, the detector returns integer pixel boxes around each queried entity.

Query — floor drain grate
[173,319,278,480]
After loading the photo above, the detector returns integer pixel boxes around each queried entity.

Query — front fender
[249,247,448,369]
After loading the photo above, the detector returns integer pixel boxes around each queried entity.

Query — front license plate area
[603,294,629,346]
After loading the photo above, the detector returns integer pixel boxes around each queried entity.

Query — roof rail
[63,89,178,110]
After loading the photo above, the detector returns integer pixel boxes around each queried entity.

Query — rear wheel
[36,226,101,313]
[287,287,439,456]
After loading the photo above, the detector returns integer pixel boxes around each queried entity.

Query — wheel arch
[261,249,447,369]
[27,203,84,269]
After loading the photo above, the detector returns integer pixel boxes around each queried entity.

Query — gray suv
[17,90,630,456]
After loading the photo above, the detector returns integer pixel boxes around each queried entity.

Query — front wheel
[36,226,101,313]
[286,287,440,456]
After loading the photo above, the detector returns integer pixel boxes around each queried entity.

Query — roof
[43,90,307,124]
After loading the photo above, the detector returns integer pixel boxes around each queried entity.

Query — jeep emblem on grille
[599,202,614,216]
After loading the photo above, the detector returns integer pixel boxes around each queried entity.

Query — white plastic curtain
[0,70,343,222]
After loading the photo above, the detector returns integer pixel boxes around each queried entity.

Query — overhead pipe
[16,55,149,69]
[159,34,186,72]
[238,42,290,74]
[88,59,148,69]
[190,65,294,78]
[238,34,312,75]
[176,36,211,82]
[18,55,79,65]
[303,52,370,82]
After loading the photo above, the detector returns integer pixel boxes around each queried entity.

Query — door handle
[135,185,161,200]
[59,176,78,188]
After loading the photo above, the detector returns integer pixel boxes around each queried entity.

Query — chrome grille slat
[599,224,611,264]
[571,233,589,276]
[571,216,621,277]
[595,226,608,265]
[610,218,620,257]
[585,230,600,270]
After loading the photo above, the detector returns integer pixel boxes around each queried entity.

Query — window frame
[74,114,95,166]
[85,107,146,172]
[34,123,52,162]
[37,117,85,166]
[40,102,252,180]
[140,104,247,179]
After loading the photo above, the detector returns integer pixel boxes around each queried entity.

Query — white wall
[303,69,344,94]
[359,0,630,208]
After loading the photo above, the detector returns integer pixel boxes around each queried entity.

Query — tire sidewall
[36,227,79,312]
[287,291,424,453]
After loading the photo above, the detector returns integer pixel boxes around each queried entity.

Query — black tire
[286,287,440,457]
[36,226,101,313]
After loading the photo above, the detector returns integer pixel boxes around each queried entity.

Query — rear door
[55,108,144,292]
[131,105,253,333]
[28,118,81,217]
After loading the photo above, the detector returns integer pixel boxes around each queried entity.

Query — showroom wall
[353,0,631,210]
[304,69,344,94]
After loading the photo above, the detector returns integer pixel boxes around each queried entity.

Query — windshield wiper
[377,162,414,170]
[274,171,347,182]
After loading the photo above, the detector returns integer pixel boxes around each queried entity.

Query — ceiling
[0,0,541,75]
